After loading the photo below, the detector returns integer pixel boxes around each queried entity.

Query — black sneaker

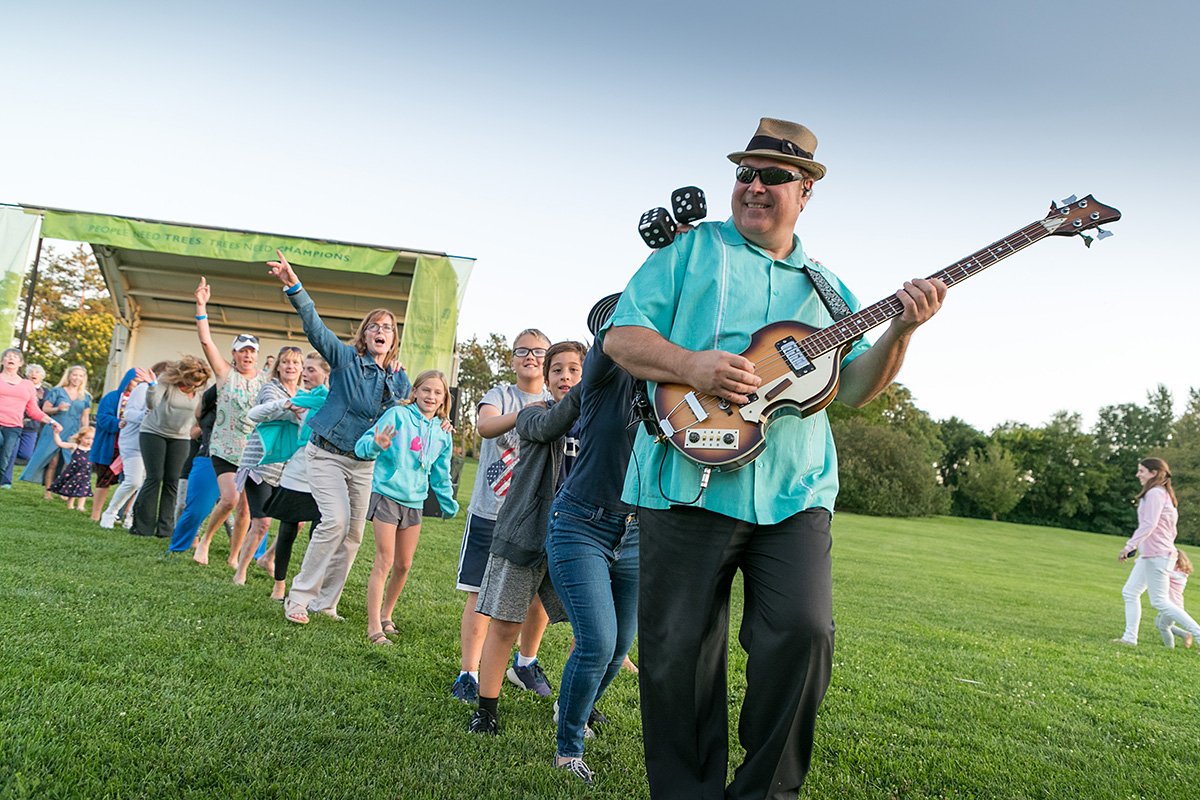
[556,757,595,787]
[587,707,609,730]
[468,707,499,735]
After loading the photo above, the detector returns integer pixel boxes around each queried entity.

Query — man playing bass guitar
[602,117,946,800]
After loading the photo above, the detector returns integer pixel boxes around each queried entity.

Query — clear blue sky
[3,1,1196,431]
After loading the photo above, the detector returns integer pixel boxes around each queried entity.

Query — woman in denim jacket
[269,250,412,625]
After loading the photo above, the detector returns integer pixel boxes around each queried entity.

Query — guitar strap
[802,265,853,322]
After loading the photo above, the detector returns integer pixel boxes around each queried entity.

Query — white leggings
[1121,555,1200,643]
[102,454,145,521]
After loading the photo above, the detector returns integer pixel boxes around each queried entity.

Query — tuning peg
[1080,234,1094,248]
[1096,228,1114,241]
[1060,194,1079,207]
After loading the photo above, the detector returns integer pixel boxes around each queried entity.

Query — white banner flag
[0,206,42,350]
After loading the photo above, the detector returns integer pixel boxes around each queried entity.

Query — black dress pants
[638,506,834,800]
[131,432,189,538]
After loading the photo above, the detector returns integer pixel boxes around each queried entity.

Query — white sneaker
[99,513,116,530]
[124,515,134,529]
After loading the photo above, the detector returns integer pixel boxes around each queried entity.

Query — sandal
[381,619,399,635]
[368,631,393,646]
[317,608,346,623]
[284,602,309,625]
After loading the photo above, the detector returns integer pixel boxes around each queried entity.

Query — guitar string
[665,218,1057,426]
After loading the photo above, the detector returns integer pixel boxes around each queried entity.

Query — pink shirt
[0,378,50,428]
[1124,486,1178,558]
[1167,569,1188,609]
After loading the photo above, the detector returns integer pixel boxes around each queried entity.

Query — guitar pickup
[776,337,815,376]
[683,428,739,450]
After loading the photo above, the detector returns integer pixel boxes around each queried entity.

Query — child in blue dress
[50,425,96,511]
[356,370,459,644]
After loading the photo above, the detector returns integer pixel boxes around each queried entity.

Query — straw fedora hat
[727,118,826,180]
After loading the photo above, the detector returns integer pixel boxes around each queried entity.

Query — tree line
[457,336,1199,544]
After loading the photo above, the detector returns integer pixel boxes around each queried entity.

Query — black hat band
[745,135,813,160]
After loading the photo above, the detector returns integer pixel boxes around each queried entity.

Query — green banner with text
[39,211,398,275]
[399,254,472,377]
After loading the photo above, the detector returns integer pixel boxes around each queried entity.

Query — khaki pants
[287,444,374,612]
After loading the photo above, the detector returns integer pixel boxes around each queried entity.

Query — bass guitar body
[652,320,853,471]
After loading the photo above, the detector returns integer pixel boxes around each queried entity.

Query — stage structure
[0,204,475,393]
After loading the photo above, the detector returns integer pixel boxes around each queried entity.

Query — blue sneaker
[451,672,479,703]
[506,655,552,697]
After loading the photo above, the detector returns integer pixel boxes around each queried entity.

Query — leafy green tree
[1085,386,1176,534]
[1166,388,1200,545]
[454,333,517,456]
[833,417,951,517]
[995,412,1113,531]
[17,245,114,394]
[938,416,989,517]
[957,441,1029,520]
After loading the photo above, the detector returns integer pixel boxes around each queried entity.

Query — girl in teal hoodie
[356,369,459,644]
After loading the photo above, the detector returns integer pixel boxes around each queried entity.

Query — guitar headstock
[1042,194,1121,244]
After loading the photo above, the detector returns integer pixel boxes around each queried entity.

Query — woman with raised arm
[191,277,266,567]
[267,250,411,624]
[20,364,90,496]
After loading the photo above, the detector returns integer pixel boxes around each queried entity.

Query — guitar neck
[800,219,1054,358]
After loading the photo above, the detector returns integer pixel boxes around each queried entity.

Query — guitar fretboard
[800,219,1054,359]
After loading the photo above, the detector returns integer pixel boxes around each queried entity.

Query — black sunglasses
[735,165,808,186]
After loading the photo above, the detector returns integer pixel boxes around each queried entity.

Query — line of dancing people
[3,262,640,787]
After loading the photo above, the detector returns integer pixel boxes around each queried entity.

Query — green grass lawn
[2,461,1197,799]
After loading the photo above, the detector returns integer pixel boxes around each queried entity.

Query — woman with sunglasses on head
[130,356,211,538]
[191,278,267,566]
[267,250,412,625]
[230,345,305,585]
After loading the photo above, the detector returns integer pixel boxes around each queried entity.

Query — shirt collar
[719,218,807,270]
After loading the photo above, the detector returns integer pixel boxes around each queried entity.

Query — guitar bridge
[777,336,815,376]
[683,428,739,451]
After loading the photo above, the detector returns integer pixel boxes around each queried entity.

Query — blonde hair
[269,346,305,383]
[158,355,213,391]
[56,364,87,387]
[71,425,96,444]
[305,351,330,375]
[1137,457,1178,507]
[403,370,452,420]
[513,328,551,349]
[350,310,400,366]
[1175,549,1194,576]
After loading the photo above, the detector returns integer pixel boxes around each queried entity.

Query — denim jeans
[1,426,22,486]
[545,489,639,758]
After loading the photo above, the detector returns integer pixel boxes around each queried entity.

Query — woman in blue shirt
[20,364,91,495]
[268,250,412,625]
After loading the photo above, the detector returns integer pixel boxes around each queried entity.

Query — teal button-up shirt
[605,219,871,524]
